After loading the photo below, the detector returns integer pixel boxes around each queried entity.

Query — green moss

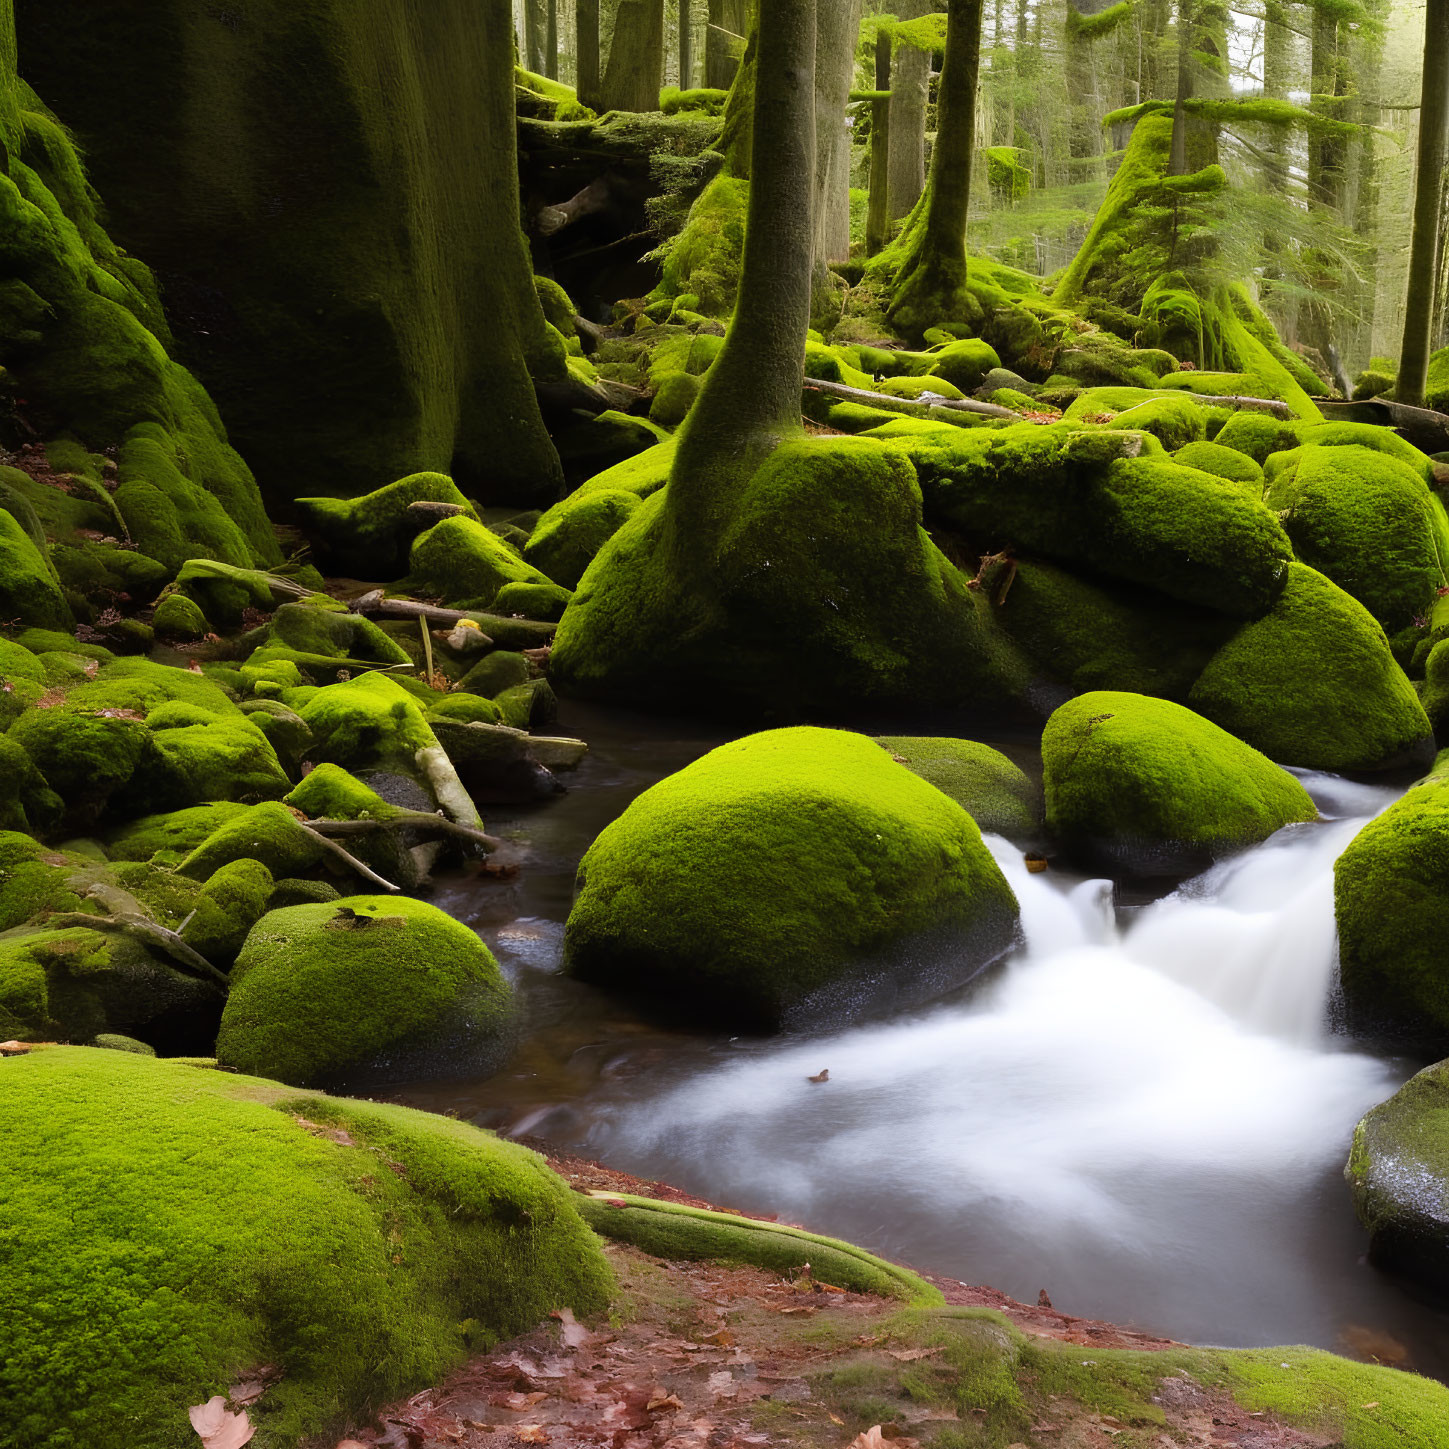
[92,1032,155,1054]
[524,441,676,589]
[424,693,504,726]
[298,673,442,780]
[170,559,277,631]
[12,628,110,663]
[1264,443,1449,631]
[177,801,326,882]
[1212,409,1303,464]
[1189,564,1433,771]
[296,473,478,579]
[406,515,555,609]
[1296,421,1436,484]
[650,173,748,317]
[876,737,1040,842]
[150,591,208,640]
[140,701,292,809]
[1172,439,1264,486]
[7,704,154,822]
[245,601,414,685]
[105,802,251,865]
[284,763,401,822]
[1043,691,1317,874]
[0,507,69,630]
[455,651,531,699]
[0,733,62,834]
[1101,393,1207,450]
[0,830,80,930]
[578,1191,943,1304]
[1334,778,1449,1049]
[491,579,572,623]
[183,858,274,964]
[875,374,966,401]
[564,727,1020,1030]
[552,436,1033,715]
[648,370,702,428]
[905,422,1293,616]
[0,1048,610,1445]
[217,895,514,1087]
[924,339,1003,394]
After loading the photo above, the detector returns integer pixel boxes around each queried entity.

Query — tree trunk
[679,0,693,86]
[885,0,984,339]
[866,28,893,254]
[669,0,817,538]
[577,0,602,107]
[599,0,665,111]
[887,0,933,219]
[707,0,749,88]
[811,0,860,279]
[545,0,559,77]
[1398,0,1449,406]
[525,0,547,72]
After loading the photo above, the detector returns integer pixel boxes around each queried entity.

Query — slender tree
[866,26,893,254]
[599,0,666,111]
[545,0,559,77]
[887,0,935,218]
[812,0,861,283]
[707,0,750,88]
[680,0,693,86]
[1398,0,1449,406]
[884,0,985,338]
[577,0,602,107]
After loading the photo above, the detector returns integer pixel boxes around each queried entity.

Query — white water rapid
[585,772,1438,1352]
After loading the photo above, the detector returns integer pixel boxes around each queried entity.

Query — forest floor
[333,1148,1340,1449]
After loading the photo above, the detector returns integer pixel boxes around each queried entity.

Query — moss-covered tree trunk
[1398,0,1449,406]
[887,0,934,219]
[668,0,816,542]
[812,0,860,283]
[578,0,602,105]
[679,0,694,85]
[15,0,565,505]
[600,0,666,111]
[885,0,984,337]
[706,0,749,88]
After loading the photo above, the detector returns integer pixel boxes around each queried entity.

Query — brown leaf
[188,1396,255,1449]
[228,1365,282,1406]
[700,1328,734,1347]
[848,1430,889,1449]
[814,1280,846,1294]
[490,1391,546,1411]
[646,1389,685,1412]
[335,1442,371,1448]
[550,1306,591,1349]
[291,1116,357,1147]
[807,1069,830,1083]
[516,1429,548,1445]
[887,1347,944,1362]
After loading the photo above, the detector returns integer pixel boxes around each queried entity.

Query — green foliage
[564,727,1020,1031]
[0,1047,611,1446]
[1043,691,1317,873]
[875,737,1041,842]
[218,895,513,1087]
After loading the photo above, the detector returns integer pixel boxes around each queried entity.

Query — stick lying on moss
[576,1190,945,1306]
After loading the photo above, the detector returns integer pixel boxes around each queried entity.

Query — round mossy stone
[92,1032,156,1054]
[1188,564,1434,773]
[876,736,1041,842]
[1347,1060,1449,1293]
[1172,440,1264,487]
[926,338,1001,393]
[564,727,1021,1031]
[1335,775,1449,1051]
[0,1048,610,1446]
[152,591,209,640]
[1042,691,1317,875]
[217,895,514,1088]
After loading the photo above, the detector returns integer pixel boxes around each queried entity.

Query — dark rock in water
[564,727,1021,1032]
[1348,1060,1449,1298]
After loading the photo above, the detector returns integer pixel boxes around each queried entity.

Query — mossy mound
[1263,443,1449,633]
[217,896,513,1088]
[876,737,1041,843]
[1043,692,1317,875]
[564,727,1020,1031]
[552,435,1032,716]
[1334,777,1449,1051]
[245,601,414,684]
[406,515,555,610]
[1347,1060,1449,1292]
[904,422,1293,617]
[1172,439,1264,486]
[0,1047,611,1446]
[1188,564,1433,772]
[0,507,70,631]
[925,338,1002,393]
[297,673,443,783]
[296,473,479,579]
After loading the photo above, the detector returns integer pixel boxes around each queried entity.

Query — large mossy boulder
[1335,775,1449,1051]
[1188,564,1433,772]
[551,435,1032,715]
[1042,692,1317,875]
[564,727,1020,1030]
[1347,1061,1449,1294]
[876,736,1041,843]
[406,514,555,610]
[0,1047,611,1445]
[217,896,513,1087]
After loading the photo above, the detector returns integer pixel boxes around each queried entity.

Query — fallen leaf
[490,1391,546,1411]
[551,1306,591,1349]
[1362,1401,1380,1409]
[188,1396,254,1449]
[813,1280,846,1294]
[848,1430,888,1449]
[228,1364,282,1405]
[646,1388,685,1411]
[887,1346,944,1362]
[775,1305,816,1316]
[808,1068,830,1083]
[829,1413,846,1426]
[517,1428,548,1445]
[335,1441,370,1448]
[700,1327,734,1347]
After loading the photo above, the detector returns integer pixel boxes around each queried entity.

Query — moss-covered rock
[1263,443,1449,633]
[140,701,292,808]
[1098,394,1208,450]
[926,338,1002,393]
[177,801,327,882]
[184,858,275,965]
[151,590,208,641]
[296,473,479,579]
[491,579,572,623]
[298,673,442,780]
[218,895,513,1088]
[553,435,1033,716]
[0,507,69,631]
[1188,564,1433,772]
[0,732,62,834]
[905,422,1293,616]
[1172,439,1264,487]
[245,600,414,684]
[564,727,1020,1030]
[1335,777,1449,1050]
[1043,692,1317,875]
[406,515,555,610]
[0,1048,610,1444]
[105,801,251,865]
[876,737,1041,842]
[1347,1060,1449,1292]
[1212,409,1302,463]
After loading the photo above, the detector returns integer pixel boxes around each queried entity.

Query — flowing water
[397,708,1449,1375]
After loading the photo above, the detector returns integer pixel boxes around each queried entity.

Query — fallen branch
[351,590,494,637]
[306,814,504,853]
[45,912,230,989]
[803,377,1019,420]
[1176,391,1292,416]
[297,823,400,893]
[1317,397,1449,455]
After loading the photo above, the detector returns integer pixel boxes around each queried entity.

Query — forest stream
[393,706,1449,1384]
